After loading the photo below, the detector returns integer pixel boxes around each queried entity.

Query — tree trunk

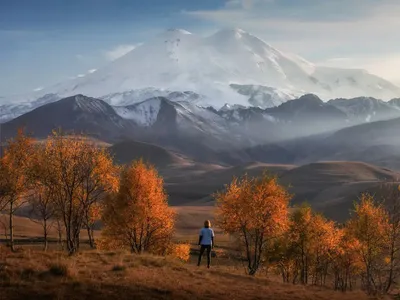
[9,201,15,252]
[249,267,258,276]
[87,227,95,249]
[67,237,77,255]
[43,220,48,251]
[0,218,8,240]
[66,225,75,255]
[57,220,64,250]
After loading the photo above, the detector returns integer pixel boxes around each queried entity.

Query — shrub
[170,244,191,262]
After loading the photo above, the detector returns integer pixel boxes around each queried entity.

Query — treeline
[0,130,180,257]
[215,174,400,295]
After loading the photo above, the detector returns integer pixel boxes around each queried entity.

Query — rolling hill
[109,140,188,169]
[164,161,400,222]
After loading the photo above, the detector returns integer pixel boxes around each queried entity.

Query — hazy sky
[1,0,400,96]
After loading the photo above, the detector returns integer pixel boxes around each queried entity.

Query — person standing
[197,220,214,268]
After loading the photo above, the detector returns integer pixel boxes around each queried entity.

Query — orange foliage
[31,130,119,254]
[346,193,390,293]
[271,205,340,285]
[0,129,34,207]
[170,244,191,262]
[331,228,362,291]
[215,173,290,275]
[0,129,35,251]
[101,160,175,254]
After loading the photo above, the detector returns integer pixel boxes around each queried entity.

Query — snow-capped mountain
[0,94,61,123]
[115,97,232,143]
[100,88,206,106]
[2,27,399,113]
[230,84,296,108]
[328,97,400,123]
[5,93,400,164]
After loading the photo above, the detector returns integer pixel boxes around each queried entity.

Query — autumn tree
[331,227,362,291]
[347,193,390,294]
[0,129,34,251]
[280,204,314,284]
[25,146,57,251]
[33,133,84,254]
[100,160,175,254]
[0,161,10,212]
[34,131,118,254]
[269,204,338,286]
[379,184,400,292]
[308,214,338,285]
[268,231,296,283]
[77,146,119,248]
[215,174,290,275]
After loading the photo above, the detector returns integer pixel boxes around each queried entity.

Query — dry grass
[1,206,219,245]
[0,247,374,300]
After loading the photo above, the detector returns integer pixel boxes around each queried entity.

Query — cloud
[87,69,97,74]
[225,0,274,10]
[186,1,400,39]
[33,87,43,92]
[104,44,141,61]
[77,74,85,78]
[320,54,400,85]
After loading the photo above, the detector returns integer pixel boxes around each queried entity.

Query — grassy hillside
[109,140,189,168]
[165,162,294,205]
[0,248,371,300]
[163,161,398,221]
[279,161,400,221]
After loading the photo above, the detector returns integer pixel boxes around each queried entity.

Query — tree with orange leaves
[215,174,290,275]
[0,163,10,212]
[34,131,119,254]
[379,183,400,293]
[331,227,362,291]
[0,129,34,251]
[308,213,338,285]
[101,160,175,254]
[27,142,57,251]
[287,204,314,284]
[269,204,339,285]
[76,145,119,248]
[347,193,390,294]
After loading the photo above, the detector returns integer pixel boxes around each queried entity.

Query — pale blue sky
[1,0,400,96]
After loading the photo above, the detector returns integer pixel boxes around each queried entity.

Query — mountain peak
[297,94,323,104]
[166,28,192,35]
[220,103,247,112]
[161,28,192,37]
[154,28,194,44]
[212,27,250,39]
